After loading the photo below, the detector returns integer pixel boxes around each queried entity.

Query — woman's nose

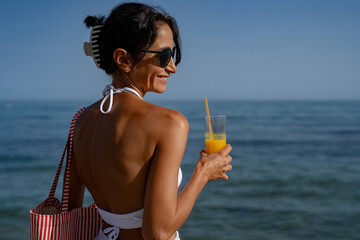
[165,57,177,73]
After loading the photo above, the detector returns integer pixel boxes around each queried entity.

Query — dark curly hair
[84,2,181,74]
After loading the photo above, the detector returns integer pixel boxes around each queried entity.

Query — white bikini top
[97,85,183,240]
[97,168,182,239]
[100,84,143,114]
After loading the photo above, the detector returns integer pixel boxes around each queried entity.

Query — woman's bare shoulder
[142,101,189,131]
[74,100,102,133]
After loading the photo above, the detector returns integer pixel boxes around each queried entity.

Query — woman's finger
[219,144,232,156]
[200,149,207,157]
[224,164,232,172]
[220,173,229,181]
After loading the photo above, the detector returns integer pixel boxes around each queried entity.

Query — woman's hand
[196,144,233,182]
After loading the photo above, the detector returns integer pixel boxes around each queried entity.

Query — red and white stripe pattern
[30,108,103,240]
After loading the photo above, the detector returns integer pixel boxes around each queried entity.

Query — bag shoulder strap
[45,107,86,212]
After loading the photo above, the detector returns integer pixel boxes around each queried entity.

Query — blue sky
[0,0,359,101]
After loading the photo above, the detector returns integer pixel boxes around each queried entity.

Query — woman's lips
[158,75,168,82]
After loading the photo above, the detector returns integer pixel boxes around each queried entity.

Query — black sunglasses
[140,48,175,68]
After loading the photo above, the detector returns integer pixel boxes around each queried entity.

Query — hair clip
[83,25,103,68]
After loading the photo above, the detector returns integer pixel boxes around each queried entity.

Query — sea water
[0,100,359,239]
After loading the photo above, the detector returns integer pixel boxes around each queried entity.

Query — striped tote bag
[30,108,103,240]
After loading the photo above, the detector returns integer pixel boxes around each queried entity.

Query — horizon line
[1,98,360,102]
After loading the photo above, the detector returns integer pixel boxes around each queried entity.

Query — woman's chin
[156,87,166,94]
[151,84,167,94]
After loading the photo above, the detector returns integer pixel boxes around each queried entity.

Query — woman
[68,3,232,240]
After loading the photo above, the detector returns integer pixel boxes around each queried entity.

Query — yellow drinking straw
[204,98,214,140]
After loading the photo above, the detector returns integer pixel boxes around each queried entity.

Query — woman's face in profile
[129,22,177,94]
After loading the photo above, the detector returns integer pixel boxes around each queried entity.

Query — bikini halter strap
[100,84,143,114]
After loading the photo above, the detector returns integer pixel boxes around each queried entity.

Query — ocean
[0,100,359,239]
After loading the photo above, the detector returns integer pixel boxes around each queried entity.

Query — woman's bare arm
[142,111,232,240]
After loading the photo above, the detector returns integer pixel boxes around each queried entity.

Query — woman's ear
[113,48,132,73]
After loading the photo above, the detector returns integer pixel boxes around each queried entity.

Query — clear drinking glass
[204,115,226,154]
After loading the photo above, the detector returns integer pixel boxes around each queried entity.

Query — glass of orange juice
[204,115,226,154]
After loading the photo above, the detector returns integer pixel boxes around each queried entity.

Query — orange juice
[205,133,226,154]
[205,139,227,154]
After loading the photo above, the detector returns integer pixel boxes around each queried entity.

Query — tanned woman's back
[72,93,172,239]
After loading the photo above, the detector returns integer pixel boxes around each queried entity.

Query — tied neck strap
[100,84,143,114]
